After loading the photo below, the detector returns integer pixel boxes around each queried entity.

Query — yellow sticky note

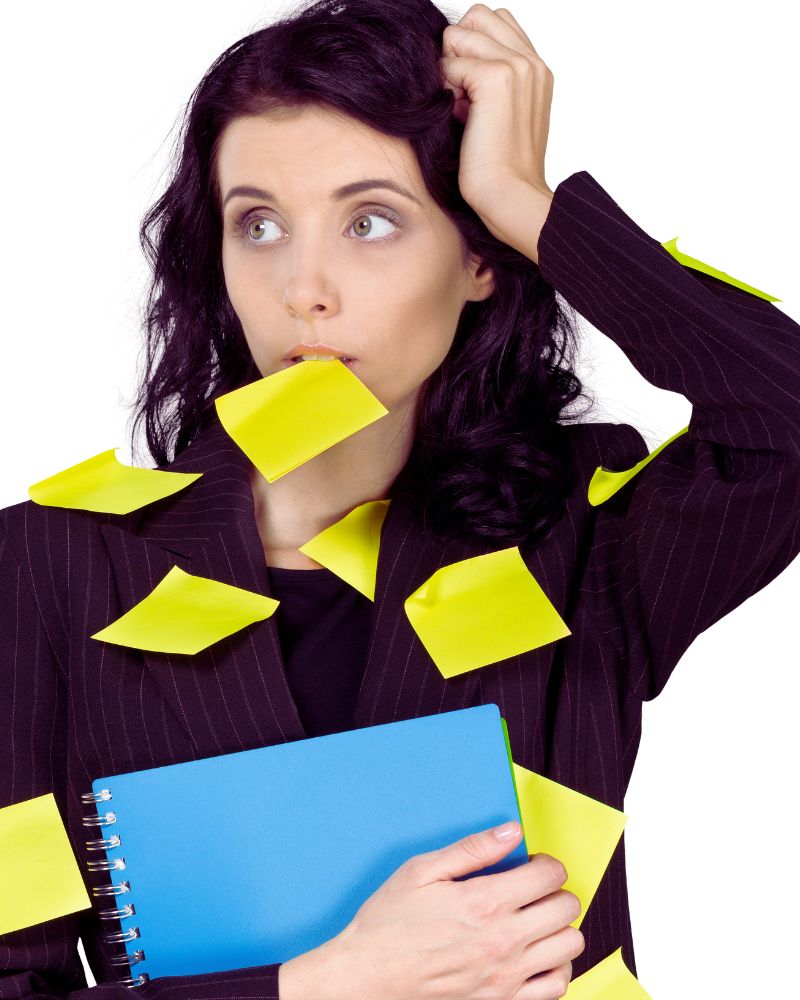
[0,792,91,935]
[565,947,652,998]
[215,360,389,482]
[513,763,627,930]
[661,236,780,302]
[404,547,571,679]
[298,499,390,600]
[28,448,202,514]
[90,565,279,654]
[588,425,689,506]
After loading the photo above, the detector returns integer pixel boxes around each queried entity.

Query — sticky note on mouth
[404,546,571,678]
[28,448,202,514]
[90,565,279,654]
[215,358,389,482]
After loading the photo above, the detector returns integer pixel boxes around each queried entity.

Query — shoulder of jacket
[563,419,649,470]
[0,499,118,617]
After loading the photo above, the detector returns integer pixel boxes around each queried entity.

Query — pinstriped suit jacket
[2,170,799,999]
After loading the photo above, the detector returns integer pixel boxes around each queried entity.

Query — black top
[266,565,372,737]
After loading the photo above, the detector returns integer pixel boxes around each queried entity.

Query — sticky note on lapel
[90,565,278,654]
[513,763,627,930]
[404,546,570,679]
[0,793,91,935]
[214,359,389,482]
[28,448,202,514]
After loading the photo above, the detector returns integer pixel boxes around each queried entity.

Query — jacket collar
[97,410,518,752]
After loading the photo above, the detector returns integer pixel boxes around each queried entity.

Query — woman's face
[217,105,494,412]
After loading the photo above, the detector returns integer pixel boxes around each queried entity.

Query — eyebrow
[222,177,422,210]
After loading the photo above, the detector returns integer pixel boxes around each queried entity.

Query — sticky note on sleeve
[0,793,91,935]
[661,236,780,302]
[565,947,652,998]
[28,448,202,514]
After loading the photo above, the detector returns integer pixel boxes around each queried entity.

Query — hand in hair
[439,4,555,263]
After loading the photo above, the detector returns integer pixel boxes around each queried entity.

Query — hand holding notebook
[319,817,582,1000]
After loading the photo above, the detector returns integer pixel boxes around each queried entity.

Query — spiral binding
[81,788,150,988]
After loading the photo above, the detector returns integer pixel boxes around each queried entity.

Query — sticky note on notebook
[588,425,689,506]
[91,565,278,654]
[661,236,780,302]
[28,448,202,514]
[513,763,627,929]
[405,547,570,679]
[565,947,652,998]
[299,499,390,600]
[0,793,91,935]
[215,359,389,482]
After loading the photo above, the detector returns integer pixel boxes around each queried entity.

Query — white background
[1,2,798,997]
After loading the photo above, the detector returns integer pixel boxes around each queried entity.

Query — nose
[283,264,339,322]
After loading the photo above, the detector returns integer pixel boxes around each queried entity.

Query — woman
[1,1,798,998]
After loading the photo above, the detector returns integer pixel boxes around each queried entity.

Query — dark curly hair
[129,0,593,547]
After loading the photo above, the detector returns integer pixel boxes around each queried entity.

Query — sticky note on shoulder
[29,448,202,514]
[91,565,278,654]
[0,792,91,935]
[215,359,389,482]
[588,425,689,506]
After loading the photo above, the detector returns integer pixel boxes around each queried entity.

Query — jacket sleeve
[0,517,285,999]
[536,170,800,701]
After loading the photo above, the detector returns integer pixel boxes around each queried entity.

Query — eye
[232,205,402,247]
[347,208,402,242]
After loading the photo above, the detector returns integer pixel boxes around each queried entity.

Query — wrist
[475,180,554,265]
[278,932,353,1000]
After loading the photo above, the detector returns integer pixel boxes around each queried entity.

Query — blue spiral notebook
[84,704,526,981]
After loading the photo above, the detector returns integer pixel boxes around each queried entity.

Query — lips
[283,342,357,361]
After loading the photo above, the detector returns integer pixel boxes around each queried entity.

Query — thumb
[415,821,524,885]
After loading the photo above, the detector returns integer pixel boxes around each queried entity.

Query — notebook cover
[90,703,526,978]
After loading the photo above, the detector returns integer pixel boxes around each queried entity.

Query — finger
[439,53,518,108]
[465,852,569,912]
[456,3,540,60]
[518,925,585,984]
[444,19,533,71]
[514,961,573,999]
[516,887,582,943]
[493,7,541,57]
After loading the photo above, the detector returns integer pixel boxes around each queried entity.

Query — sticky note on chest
[404,546,570,679]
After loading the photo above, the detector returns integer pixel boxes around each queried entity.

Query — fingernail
[494,821,520,841]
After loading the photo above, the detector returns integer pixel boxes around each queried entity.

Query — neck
[249,394,417,567]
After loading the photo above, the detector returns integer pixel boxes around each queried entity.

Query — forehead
[216,106,420,195]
